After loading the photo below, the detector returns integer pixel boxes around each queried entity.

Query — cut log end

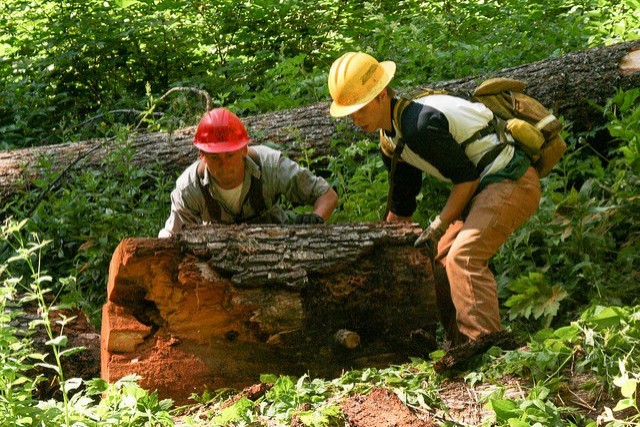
[334,329,361,349]
[620,48,640,75]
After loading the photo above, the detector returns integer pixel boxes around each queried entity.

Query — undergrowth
[0,1,639,426]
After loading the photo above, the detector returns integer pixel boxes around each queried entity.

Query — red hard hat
[194,108,250,153]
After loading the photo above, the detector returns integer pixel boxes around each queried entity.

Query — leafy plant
[85,375,174,426]
[600,359,640,426]
[2,130,174,324]
[504,272,568,328]
[494,89,640,326]
[0,219,43,426]
[1,2,639,426]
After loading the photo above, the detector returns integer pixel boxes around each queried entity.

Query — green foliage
[489,386,565,427]
[1,220,174,426]
[179,360,440,426]
[604,360,640,424]
[1,1,639,426]
[85,375,174,426]
[605,88,640,173]
[325,134,388,222]
[2,0,639,149]
[494,90,640,326]
[504,272,568,328]
[0,223,42,426]
[2,131,174,323]
[471,305,640,426]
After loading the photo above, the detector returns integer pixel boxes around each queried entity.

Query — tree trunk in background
[101,223,439,404]
[1,40,639,202]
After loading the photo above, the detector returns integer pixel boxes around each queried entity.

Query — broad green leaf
[612,397,637,412]
[490,399,520,421]
[213,396,253,424]
[45,335,68,347]
[59,346,86,358]
[620,378,638,398]
[35,362,60,375]
[586,306,622,329]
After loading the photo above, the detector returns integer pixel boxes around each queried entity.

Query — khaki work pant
[433,166,541,345]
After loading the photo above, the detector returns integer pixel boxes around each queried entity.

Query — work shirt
[159,145,331,237]
[381,95,530,216]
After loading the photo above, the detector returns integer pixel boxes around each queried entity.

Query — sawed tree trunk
[101,223,439,404]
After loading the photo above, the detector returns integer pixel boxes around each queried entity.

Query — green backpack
[381,77,567,178]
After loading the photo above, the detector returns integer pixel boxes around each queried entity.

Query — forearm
[312,188,339,220]
[439,179,480,225]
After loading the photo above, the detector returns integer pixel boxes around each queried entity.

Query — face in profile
[348,90,387,134]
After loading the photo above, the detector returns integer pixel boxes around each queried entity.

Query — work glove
[292,213,324,224]
[414,215,447,257]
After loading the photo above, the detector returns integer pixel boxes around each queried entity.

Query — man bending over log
[159,108,338,237]
[327,52,542,348]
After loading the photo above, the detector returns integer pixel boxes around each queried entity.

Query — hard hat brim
[329,60,396,118]
[195,138,250,154]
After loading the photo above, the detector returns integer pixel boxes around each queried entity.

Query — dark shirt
[382,97,530,216]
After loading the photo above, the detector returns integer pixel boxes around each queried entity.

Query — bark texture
[101,223,439,404]
[1,41,639,202]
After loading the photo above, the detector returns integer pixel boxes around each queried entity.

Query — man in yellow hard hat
[328,52,541,346]
[159,108,338,237]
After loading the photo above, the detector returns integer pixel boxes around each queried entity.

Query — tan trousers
[433,166,541,344]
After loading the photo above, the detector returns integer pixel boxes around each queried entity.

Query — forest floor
[174,369,608,426]
[33,306,611,427]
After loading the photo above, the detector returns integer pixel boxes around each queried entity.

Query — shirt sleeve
[381,150,423,217]
[158,180,205,237]
[271,153,331,206]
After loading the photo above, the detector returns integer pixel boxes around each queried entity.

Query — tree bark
[101,223,439,404]
[1,40,639,202]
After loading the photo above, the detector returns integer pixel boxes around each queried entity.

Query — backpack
[382,77,566,178]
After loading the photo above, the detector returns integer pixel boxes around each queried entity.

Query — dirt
[339,387,438,427]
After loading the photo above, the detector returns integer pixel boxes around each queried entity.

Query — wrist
[430,215,445,231]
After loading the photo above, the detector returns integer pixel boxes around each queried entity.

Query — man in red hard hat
[159,108,338,237]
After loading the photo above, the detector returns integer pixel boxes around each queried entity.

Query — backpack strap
[460,123,496,149]
[197,161,222,222]
[383,97,411,220]
[196,149,267,223]
[246,149,267,216]
[463,116,510,173]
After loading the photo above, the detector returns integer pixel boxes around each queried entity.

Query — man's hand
[292,213,325,224]
[414,216,447,256]
[385,211,413,223]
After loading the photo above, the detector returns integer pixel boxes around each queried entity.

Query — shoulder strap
[246,148,267,216]
[197,161,222,222]
[383,97,411,220]
[393,97,412,141]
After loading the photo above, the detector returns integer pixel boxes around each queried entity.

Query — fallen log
[1,41,639,203]
[101,223,439,404]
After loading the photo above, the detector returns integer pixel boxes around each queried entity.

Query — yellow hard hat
[328,52,396,117]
